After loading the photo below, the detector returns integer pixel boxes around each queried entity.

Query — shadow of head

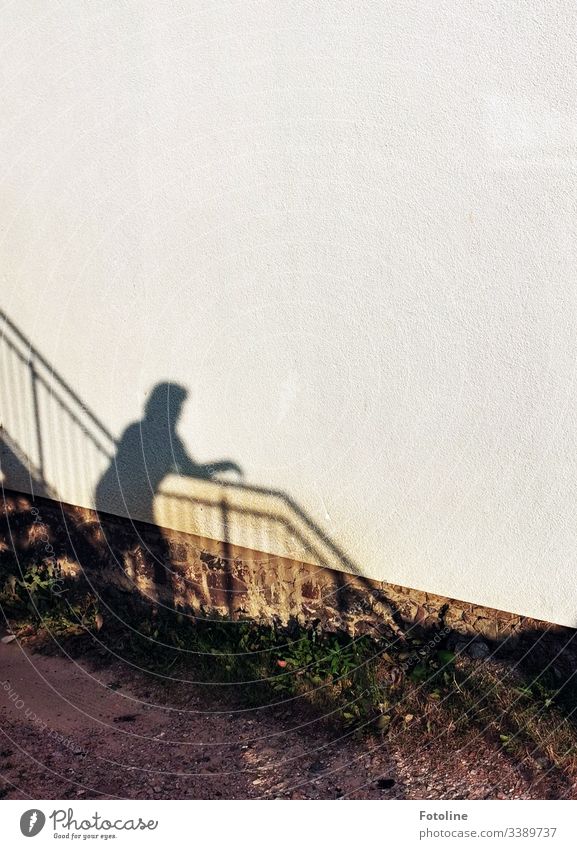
[143,381,188,429]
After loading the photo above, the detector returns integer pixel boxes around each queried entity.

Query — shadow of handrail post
[29,353,45,487]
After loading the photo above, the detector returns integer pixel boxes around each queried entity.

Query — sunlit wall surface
[2,2,577,626]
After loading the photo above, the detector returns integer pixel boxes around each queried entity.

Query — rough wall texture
[1,490,568,648]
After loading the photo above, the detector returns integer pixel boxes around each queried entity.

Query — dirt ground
[1,638,574,800]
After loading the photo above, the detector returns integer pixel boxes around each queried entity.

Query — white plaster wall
[2,1,577,625]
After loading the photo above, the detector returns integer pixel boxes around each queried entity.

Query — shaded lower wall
[0,488,570,646]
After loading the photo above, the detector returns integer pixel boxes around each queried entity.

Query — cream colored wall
[2,2,577,626]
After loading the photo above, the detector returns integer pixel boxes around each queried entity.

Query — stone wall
[0,489,569,648]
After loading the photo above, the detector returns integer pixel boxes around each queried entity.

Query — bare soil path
[0,639,570,800]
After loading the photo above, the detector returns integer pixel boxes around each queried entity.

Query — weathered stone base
[0,489,571,648]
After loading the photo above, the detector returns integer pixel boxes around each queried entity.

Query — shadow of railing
[156,480,360,575]
[0,308,115,500]
[0,307,361,582]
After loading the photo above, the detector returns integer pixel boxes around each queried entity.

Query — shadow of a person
[95,381,242,603]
